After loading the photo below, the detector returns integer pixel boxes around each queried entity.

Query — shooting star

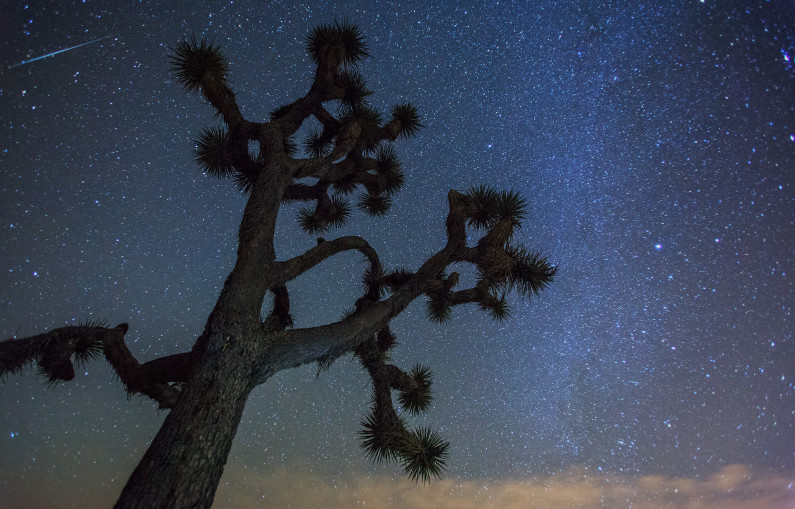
[9,36,111,69]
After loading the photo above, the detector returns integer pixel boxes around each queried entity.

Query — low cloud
[215,463,794,509]
[2,462,792,508]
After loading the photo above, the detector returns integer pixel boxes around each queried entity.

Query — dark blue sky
[1,1,792,507]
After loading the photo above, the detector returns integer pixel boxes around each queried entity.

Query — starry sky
[1,1,793,507]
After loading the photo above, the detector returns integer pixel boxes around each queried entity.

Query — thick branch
[256,291,402,381]
[282,182,326,202]
[201,78,245,128]
[0,324,191,409]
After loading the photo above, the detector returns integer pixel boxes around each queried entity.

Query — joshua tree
[0,22,556,508]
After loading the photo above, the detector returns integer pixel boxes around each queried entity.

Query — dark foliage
[426,294,452,323]
[169,37,229,95]
[304,130,332,157]
[398,364,433,414]
[194,126,234,178]
[306,20,369,66]
[390,103,423,138]
[375,145,405,195]
[357,193,392,216]
[399,426,449,483]
[359,411,404,463]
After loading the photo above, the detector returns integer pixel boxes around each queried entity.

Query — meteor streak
[9,36,111,68]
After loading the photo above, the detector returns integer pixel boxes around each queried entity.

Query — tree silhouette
[0,21,556,508]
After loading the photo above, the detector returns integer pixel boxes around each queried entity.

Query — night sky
[1,1,793,508]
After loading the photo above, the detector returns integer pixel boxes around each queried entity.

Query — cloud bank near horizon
[214,463,794,509]
[2,463,792,508]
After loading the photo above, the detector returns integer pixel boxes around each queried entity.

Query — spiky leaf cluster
[478,292,511,321]
[327,195,352,228]
[304,130,332,157]
[170,37,229,95]
[337,69,372,111]
[375,145,405,195]
[37,346,74,385]
[231,165,258,193]
[426,294,452,323]
[476,246,516,285]
[359,412,448,483]
[504,246,557,297]
[359,412,404,463]
[484,191,526,246]
[72,337,104,368]
[399,427,449,483]
[298,196,352,233]
[495,189,527,223]
[306,20,369,66]
[195,127,234,178]
[339,103,381,125]
[465,186,527,231]
[477,245,557,299]
[383,268,413,292]
[298,207,328,234]
[390,103,423,138]
[466,185,500,229]
[340,105,383,153]
[357,193,392,216]
[398,364,433,415]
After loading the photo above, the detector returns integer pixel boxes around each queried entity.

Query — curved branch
[0,324,193,409]
[276,235,380,284]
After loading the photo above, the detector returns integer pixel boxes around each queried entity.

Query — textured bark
[115,324,260,509]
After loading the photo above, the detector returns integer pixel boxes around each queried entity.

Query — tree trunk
[114,324,260,509]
